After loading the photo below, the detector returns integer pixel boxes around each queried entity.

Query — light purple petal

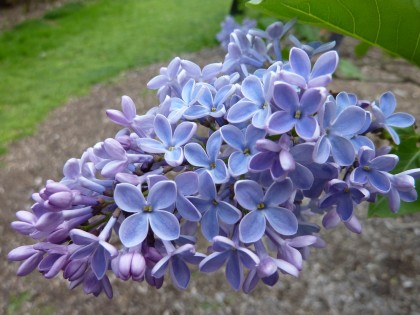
[198,171,216,199]
[151,255,170,278]
[175,171,199,196]
[295,116,319,140]
[121,95,136,121]
[176,194,201,221]
[183,105,210,120]
[226,253,242,290]
[70,242,97,260]
[106,110,129,126]
[147,74,169,89]
[199,251,230,272]
[119,213,149,247]
[164,147,184,166]
[289,47,310,80]
[330,135,355,166]
[289,163,314,190]
[221,125,245,151]
[264,179,293,206]
[206,131,222,162]
[148,180,177,210]
[264,207,298,236]
[274,258,299,277]
[137,138,167,154]
[217,201,242,224]
[114,183,145,213]
[170,256,190,289]
[279,71,307,88]
[91,246,108,279]
[210,159,229,184]
[227,100,258,123]
[267,111,295,134]
[154,114,172,147]
[386,113,415,128]
[201,208,220,241]
[70,229,97,245]
[251,106,271,129]
[385,126,401,144]
[351,167,368,184]
[239,210,266,243]
[300,88,325,115]
[149,210,180,241]
[313,135,331,164]
[173,122,197,146]
[332,106,367,136]
[272,82,299,112]
[237,247,260,269]
[184,143,210,167]
[229,151,248,176]
[310,50,338,79]
[234,180,263,210]
[370,154,398,172]
[379,91,396,117]
[369,171,391,193]
[241,75,264,104]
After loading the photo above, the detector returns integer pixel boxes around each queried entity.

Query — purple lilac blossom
[114,181,179,247]
[235,179,298,243]
[137,114,197,167]
[371,91,415,144]
[7,17,420,297]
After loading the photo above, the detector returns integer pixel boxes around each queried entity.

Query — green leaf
[368,128,420,218]
[248,0,420,67]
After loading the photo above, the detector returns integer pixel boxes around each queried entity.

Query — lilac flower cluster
[9,16,419,297]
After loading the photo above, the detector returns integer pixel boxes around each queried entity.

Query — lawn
[0,0,230,153]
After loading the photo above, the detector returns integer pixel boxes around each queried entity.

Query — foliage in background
[0,0,230,154]
[248,0,420,218]
[248,0,420,67]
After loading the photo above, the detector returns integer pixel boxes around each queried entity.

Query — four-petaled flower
[137,114,197,167]
[114,181,180,247]
[235,179,298,243]
[199,236,260,291]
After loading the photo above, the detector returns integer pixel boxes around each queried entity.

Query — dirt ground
[0,35,419,315]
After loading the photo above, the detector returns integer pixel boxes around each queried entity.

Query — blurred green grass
[0,0,230,154]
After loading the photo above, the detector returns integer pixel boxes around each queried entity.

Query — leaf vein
[373,0,381,43]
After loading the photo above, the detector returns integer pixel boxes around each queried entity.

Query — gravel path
[1,41,419,315]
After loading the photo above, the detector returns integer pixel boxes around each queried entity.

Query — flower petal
[119,213,149,247]
[226,253,242,290]
[220,125,245,151]
[272,82,299,112]
[154,114,172,147]
[114,183,145,213]
[170,256,191,289]
[289,47,310,80]
[234,180,263,210]
[264,179,293,206]
[201,208,220,241]
[264,207,298,236]
[267,111,295,134]
[217,201,242,224]
[173,122,197,146]
[148,180,177,210]
[239,210,266,243]
[149,210,180,241]
[184,143,210,167]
